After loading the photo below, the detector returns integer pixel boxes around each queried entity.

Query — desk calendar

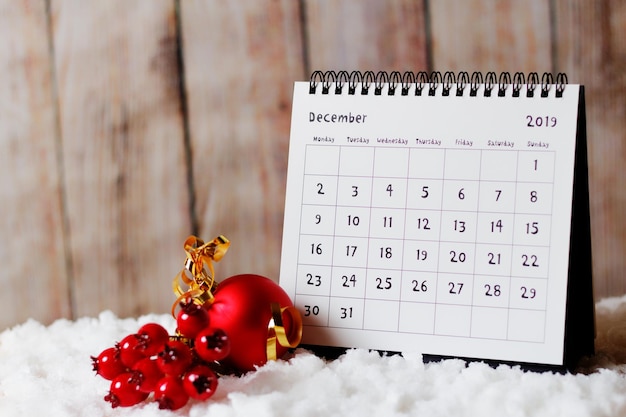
[279,71,595,370]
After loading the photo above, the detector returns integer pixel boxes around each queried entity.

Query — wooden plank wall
[1,0,624,330]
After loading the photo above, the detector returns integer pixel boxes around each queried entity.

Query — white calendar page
[279,81,581,366]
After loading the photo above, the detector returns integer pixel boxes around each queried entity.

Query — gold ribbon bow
[171,235,230,316]
[267,302,303,361]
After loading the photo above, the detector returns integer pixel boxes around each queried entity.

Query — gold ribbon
[171,235,230,316]
[266,302,303,361]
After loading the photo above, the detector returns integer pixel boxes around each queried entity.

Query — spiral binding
[309,71,568,98]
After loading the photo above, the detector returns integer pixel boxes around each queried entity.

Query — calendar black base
[300,344,592,374]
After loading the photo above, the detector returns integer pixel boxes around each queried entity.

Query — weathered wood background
[1,0,624,330]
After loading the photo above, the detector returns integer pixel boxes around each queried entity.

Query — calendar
[279,71,595,370]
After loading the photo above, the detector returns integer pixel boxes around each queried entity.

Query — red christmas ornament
[206,274,301,372]
[92,235,304,410]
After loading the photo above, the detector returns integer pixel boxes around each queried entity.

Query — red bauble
[205,274,298,372]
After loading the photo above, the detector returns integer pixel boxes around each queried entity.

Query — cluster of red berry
[91,301,230,410]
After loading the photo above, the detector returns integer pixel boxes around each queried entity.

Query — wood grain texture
[429,0,552,73]
[180,0,305,282]
[0,0,70,329]
[305,0,428,71]
[554,0,626,298]
[51,0,192,318]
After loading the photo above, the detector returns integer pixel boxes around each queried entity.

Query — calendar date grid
[295,145,555,343]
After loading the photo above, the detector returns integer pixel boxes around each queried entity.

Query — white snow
[1,296,626,417]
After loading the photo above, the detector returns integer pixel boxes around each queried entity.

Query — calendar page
[279,78,582,366]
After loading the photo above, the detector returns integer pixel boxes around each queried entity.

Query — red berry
[176,300,210,339]
[136,323,170,356]
[104,372,149,408]
[117,334,146,368]
[157,340,193,376]
[130,357,164,393]
[194,328,230,362]
[182,365,219,401]
[91,346,127,380]
[155,375,189,410]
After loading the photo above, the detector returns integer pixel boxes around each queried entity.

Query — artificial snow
[1,296,626,417]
